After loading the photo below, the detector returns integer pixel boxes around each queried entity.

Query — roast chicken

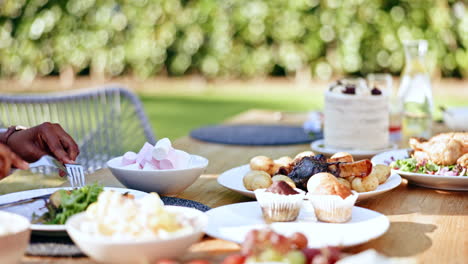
[409,132,468,166]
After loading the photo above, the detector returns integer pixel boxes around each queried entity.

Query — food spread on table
[324,79,389,151]
[244,151,391,194]
[120,138,191,170]
[32,184,104,225]
[78,190,195,240]
[390,132,468,176]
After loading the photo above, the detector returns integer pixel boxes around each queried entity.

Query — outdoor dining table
[20,109,467,264]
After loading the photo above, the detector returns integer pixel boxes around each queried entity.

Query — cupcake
[254,181,305,222]
[306,173,358,223]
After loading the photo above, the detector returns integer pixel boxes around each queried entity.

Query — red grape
[290,233,308,249]
[302,248,321,264]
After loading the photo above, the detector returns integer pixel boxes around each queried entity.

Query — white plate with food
[311,139,397,160]
[0,186,147,234]
[372,149,468,191]
[218,165,401,201]
[205,202,389,248]
[218,151,401,201]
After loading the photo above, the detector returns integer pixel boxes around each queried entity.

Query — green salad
[390,158,467,177]
[34,184,104,225]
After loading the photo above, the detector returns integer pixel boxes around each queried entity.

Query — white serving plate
[311,139,397,160]
[372,149,468,191]
[0,187,147,235]
[217,164,401,201]
[205,202,390,248]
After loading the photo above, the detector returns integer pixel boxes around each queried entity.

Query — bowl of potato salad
[66,190,207,264]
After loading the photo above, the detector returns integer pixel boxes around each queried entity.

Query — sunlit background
[1,0,467,82]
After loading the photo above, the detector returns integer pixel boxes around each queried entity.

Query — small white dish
[107,155,209,196]
[66,206,207,264]
[0,187,147,235]
[443,107,468,131]
[217,164,401,201]
[205,202,389,248]
[310,139,397,160]
[372,149,468,191]
[0,211,31,264]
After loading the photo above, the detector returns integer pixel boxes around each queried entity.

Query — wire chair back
[0,85,156,173]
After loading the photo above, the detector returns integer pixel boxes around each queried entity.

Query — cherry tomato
[221,254,246,264]
[185,260,211,264]
[154,259,179,264]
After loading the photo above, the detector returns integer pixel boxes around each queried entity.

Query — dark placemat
[161,196,211,212]
[190,125,319,146]
[26,197,210,257]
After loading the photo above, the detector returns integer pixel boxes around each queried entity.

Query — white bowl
[66,206,208,264]
[0,212,31,264]
[443,107,468,131]
[107,155,209,196]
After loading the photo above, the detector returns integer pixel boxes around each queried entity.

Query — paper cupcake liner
[254,189,305,222]
[307,191,358,223]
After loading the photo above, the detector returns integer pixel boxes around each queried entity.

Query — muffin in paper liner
[307,191,358,223]
[254,188,306,222]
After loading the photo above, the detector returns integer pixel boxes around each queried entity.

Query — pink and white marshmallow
[121,151,137,166]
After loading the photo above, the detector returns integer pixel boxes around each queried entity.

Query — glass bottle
[398,40,433,145]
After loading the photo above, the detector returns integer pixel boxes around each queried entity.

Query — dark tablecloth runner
[190,125,319,146]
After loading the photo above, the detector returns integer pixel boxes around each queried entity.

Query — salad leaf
[391,158,467,176]
[39,184,104,225]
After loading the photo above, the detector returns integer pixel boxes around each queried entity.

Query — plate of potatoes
[217,151,402,201]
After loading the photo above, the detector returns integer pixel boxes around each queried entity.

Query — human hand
[7,122,79,164]
[0,143,28,179]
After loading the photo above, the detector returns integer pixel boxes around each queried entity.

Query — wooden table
[20,110,468,264]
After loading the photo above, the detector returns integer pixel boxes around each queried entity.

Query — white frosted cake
[324,80,389,150]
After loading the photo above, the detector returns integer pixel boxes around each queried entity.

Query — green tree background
[1,0,467,80]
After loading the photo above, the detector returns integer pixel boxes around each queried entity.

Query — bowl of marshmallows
[107,138,209,196]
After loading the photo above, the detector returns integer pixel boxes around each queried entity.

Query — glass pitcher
[398,40,433,144]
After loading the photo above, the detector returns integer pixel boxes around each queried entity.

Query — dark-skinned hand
[7,122,79,164]
[0,143,29,179]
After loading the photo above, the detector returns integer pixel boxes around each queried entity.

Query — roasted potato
[328,152,354,163]
[293,151,315,163]
[351,174,379,192]
[275,156,293,167]
[370,164,391,184]
[243,170,273,191]
[271,174,296,188]
[249,156,276,175]
[336,177,351,189]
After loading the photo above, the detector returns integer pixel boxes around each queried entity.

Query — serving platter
[372,149,468,191]
[310,139,397,160]
[0,187,148,235]
[218,164,401,201]
[205,202,390,248]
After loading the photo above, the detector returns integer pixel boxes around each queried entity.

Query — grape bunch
[222,229,343,264]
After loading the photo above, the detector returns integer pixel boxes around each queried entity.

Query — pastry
[306,173,358,223]
[254,181,305,222]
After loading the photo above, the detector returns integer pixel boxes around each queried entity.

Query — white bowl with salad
[0,185,147,235]
[66,191,208,264]
[372,149,468,191]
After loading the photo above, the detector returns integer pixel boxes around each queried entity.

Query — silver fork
[65,163,86,188]
[29,156,86,188]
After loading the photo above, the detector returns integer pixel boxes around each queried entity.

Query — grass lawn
[139,89,467,140]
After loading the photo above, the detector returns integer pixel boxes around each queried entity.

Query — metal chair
[0,84,156,173]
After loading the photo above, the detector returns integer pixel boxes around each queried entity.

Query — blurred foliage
[0,0,467,80]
